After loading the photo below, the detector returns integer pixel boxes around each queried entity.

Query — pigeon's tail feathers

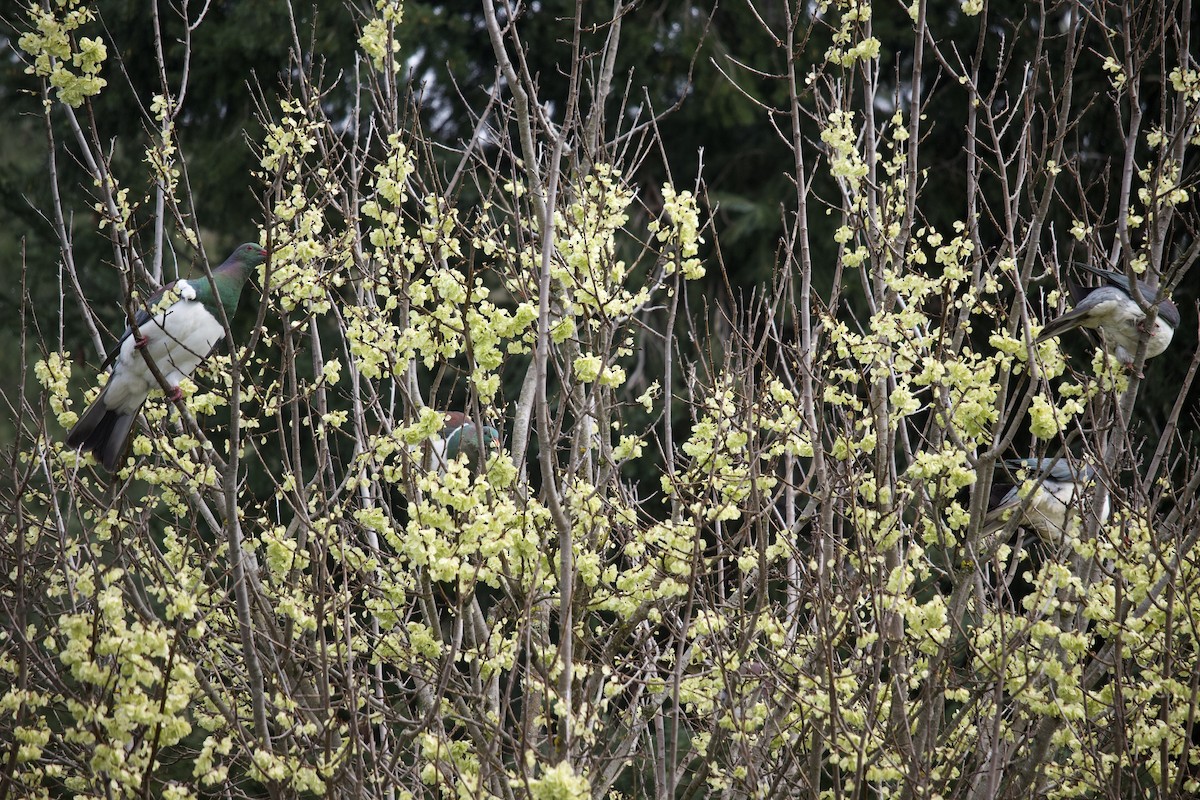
[980,516,1008,542]
[66,389,138,471]
[1076,262,1119,282]
[65,387,108,449]
[1035,309,1091,343]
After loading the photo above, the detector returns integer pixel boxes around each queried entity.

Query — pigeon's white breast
[103,296,225,413]
[1089,291,1173,362]
[416,434,452,473]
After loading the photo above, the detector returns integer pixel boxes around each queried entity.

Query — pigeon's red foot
[134,335,149,349]
[167,386,183,402]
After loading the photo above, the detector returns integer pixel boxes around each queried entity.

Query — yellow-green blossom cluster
[35,352,76,429]
[1169,65,1200,102]
[757,380,814,458]
[18,1,108,107]
[669,377,778,523]
[903,444,975,542]
[554,165,654,317]
[821,110,869,195]
[260,99,320,175]
[1135,159,1190,223]
[352,136,538,398]
[356,141,418,300]
[417,269,535,400]
[271,223,349,316]
[566,481,700,616]
[359,0,404,73]
[1028,392,1085,439]
[599,518,702,615]
[954,544,1200,798]
[527,760,591,800]
[256,100,352,314]
[893,564,951,656]
[820,0,881,66]
[91,175,136,234]
[418,731,488,796]
[52,565,198,795]
[245,750,326,795]
[826,222,1018,451]
[650,183,706,280]
[871,110,913,243]
[1101,55,1127,90]
[399,266,479,367]
[391,454,552,594]
[145,93,181,197]
[344,301,404,379]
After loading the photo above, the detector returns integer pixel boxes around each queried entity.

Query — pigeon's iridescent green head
[443,412,501,468]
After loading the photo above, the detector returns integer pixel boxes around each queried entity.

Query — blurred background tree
[2,0,1194,446]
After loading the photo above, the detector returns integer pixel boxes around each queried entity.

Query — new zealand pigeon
[66,243,268,471]
[981,458,1109,546]
[1036,263,1180,368]
[426,412,501,472]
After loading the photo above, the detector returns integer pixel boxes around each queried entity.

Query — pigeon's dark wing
[1076,263,1179,328]
[1076,263,1158,304]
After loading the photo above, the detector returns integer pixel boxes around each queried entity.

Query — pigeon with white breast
[1036,263,1179,369]
[67,242,268,471]
[981,458,1109,547]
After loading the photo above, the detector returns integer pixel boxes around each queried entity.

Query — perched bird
[426,412,501,472]
[67,243,268,471]
[981,458,1109,546]
[1036,263,1180,368]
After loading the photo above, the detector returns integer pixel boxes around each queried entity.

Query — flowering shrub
[6,1,1199,798]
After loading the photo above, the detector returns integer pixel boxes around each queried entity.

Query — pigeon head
[228,242,270,266]
[205,243,268,316]
[442,412,501,468]
[1003,457,1091,482]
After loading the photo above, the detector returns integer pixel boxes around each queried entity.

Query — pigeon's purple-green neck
[198,242,268,316]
